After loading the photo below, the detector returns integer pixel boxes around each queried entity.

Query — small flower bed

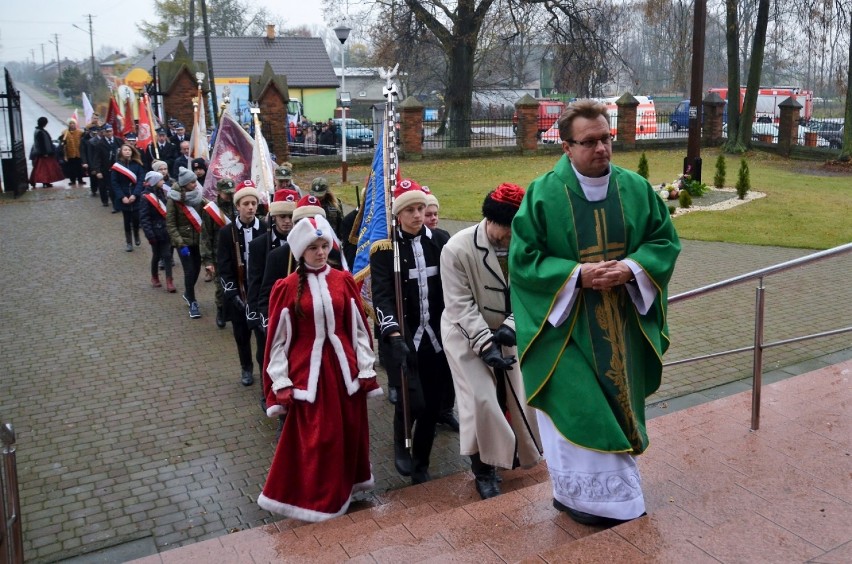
[658,166,709,201]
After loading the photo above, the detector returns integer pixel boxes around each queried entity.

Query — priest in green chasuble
[509,99,680,526]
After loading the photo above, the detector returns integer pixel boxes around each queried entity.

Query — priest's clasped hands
[580,260,634,291]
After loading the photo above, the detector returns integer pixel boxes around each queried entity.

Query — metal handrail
[664,242,852,430]
[1,422,24,564]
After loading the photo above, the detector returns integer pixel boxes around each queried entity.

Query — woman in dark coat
[140,170,175,292]
[29,116,65,188]
[111,143,145,252]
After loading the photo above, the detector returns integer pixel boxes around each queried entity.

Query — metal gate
[0,69,28,197]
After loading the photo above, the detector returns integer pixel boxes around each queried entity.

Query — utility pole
[199,0,218,127]
[50,34,61,78]
[87,14,96,79]
[73,15,97,79]
[188,0,196,59]
[40,43,46,71]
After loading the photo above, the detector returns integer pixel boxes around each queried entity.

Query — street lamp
[334,24,351,182]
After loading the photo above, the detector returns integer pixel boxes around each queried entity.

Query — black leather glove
[479,345,517,370]
[492,324,516,347]
[388,335,410,367]
[231,295,246,312]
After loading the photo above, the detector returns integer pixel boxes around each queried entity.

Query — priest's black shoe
[437,409,460,432]
[552,499,637,527]
[474,471,501,499]
[240,369,254,386]
[216,306,226,328]
[387,386,398,404]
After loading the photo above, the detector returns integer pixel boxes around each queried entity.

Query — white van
[599,96,657,140]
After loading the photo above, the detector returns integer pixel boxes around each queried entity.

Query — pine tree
[735,158,750,199]
[637,152,649,179]
[713,154,726,189]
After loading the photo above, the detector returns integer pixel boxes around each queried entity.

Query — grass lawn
[315,147,851,250]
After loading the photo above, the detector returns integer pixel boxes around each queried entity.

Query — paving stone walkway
[1,84,849,563]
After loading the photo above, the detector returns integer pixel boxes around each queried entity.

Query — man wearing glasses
[509,99,680,527]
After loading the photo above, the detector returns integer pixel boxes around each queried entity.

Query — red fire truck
[707,86,813,122]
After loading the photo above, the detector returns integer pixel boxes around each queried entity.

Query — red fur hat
[391,178,429,215]
[269,188,299,216]
[291,194,327,223]
[234,179,260,205]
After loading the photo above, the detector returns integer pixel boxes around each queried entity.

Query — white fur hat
[288,215,335,261]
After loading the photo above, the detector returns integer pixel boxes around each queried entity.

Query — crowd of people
[28,98,680,528]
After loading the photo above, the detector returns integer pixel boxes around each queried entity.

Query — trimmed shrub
[714,154,726,189]
[736,158,750,199]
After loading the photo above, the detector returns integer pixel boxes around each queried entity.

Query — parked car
[332,118,374,148]
[723,122,830,147]
[541,121,561,144]
[512,99,565,135]
[807,120,845,148]
[670,99,728,131]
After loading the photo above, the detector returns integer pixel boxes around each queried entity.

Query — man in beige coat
[440,184,542,499]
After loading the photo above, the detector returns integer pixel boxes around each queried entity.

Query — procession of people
[27,97,678,526]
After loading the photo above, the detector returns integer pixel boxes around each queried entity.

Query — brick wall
[260,86,289,162]
[164,69,199,139]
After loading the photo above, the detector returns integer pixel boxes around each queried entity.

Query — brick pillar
[163,69,199,139]
[399,96,424,156]
[702,91,726,146]
[259,86,290,162]
[515,94,540,151]
[615,93,639,148]
[777,96,802,156]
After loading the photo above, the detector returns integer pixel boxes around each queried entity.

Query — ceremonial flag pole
[249,103,274,205]
[377,64,413,454]
[190,72,210,161]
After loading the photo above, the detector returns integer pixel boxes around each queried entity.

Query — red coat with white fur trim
[258,264,381,522]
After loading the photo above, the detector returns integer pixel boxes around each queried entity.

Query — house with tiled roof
[128,29,339,123]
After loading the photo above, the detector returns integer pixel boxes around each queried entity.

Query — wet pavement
[1,84,849,563]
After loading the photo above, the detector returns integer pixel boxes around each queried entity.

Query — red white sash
[144,193,167,218]
[203,201,232,228]
[177,202,203,233]
[111,162,137,184]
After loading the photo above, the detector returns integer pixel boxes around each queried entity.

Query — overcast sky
[0,1,329,65]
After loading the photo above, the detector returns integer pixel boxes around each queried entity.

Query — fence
[284,107,843,159]
[661,243,852,429]
[1,422,23,564]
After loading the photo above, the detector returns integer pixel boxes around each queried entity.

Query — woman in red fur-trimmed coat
[258,215,382,523]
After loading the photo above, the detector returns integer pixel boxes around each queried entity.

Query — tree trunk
[736,0,770,149]
[841,20,852,160]
[445,33,476,147]
[404,0,494,149]
[723,0,743,153]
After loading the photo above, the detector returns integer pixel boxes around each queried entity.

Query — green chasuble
[509,155,680,454]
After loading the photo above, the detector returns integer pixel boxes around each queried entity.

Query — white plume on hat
[288,215,335,261]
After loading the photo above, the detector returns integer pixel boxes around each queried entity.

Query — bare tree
[723,0,743,152]
[736,0,771,149]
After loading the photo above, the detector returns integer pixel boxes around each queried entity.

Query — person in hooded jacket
[200,177,237,328]
[140,170,176,293]
[166,167,207,319]
[111,143,145,251]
